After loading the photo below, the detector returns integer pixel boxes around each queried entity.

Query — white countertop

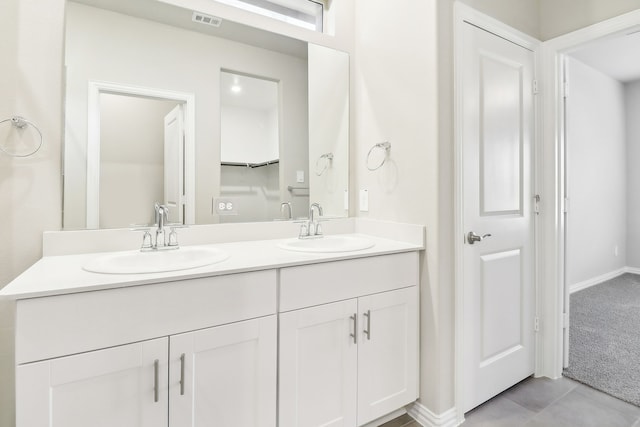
[0,234,423,300]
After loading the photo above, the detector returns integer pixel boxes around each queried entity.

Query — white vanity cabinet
[13,270,277,427]
[3,234,423,427]
[169,315,277,426]
[17,338,170,427]
[278,253,419,427]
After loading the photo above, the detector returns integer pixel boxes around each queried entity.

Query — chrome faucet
[136,203,181,251]
[155,202,169,247]
[280,202,293,220]
[299,202,324,239]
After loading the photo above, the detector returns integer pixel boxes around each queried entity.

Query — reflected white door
[461,22,535,412]
[164,104,184,223]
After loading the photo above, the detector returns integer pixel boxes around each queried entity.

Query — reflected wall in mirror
[62,0,349,229]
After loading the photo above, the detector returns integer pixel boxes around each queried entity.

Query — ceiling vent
[192,11,223,27]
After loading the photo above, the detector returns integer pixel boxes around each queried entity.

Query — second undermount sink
[83,246,229,274]
[278,235,375,253]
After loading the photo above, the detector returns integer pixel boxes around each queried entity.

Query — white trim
[540,9,640,380]
[624,266,640,275]
[453,2,541,423]
[407,402,459,427]
[569,268,626,293]
[86,81,196,228]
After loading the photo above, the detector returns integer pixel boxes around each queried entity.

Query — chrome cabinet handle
[467,231,492,245]
[153,359,159,403]
[350,314,357,344]
[363,310,371,340]
[180,353,186,396]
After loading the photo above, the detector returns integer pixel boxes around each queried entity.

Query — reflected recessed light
[231,85,242,93]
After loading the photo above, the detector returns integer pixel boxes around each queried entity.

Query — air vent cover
[192,11,223,27]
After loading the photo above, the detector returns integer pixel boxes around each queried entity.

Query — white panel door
[164,104,184,223]
[279,299,358,427]
[357,287,419,426]
[461,22,536,412]
[169,315,277,427]
[16,338,168,427]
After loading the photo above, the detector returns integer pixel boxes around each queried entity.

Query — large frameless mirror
[62,0,349,229]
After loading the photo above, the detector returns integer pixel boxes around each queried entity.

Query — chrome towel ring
[366,141,391,171]
[0,116,43,157]
[315,152,334,176]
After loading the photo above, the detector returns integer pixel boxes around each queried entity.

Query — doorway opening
[560,30,640,407]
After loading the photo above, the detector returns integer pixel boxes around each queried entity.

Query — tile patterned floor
[382,376,640,427]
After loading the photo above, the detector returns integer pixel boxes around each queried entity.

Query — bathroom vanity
[0,219,424,427]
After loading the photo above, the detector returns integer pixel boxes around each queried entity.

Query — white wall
[566,57,627,286]
[220,106,279,164]
[540,0,640,40]
[64,2,308,227]
[0,0,64,286]
[625,80,640,268]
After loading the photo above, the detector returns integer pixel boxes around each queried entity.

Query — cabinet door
[16,338,168,427]
[169,315,277,427]
[279,299,358,427]
[357,287,419,425]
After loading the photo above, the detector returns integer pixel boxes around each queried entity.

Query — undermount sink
[278,235,375,253]
[83,246,229,274]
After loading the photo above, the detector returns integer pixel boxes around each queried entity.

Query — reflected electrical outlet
[213,198,239,215]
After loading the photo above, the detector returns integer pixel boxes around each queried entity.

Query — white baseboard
[407,402,459,427]
[624,266,640,275]
[569,267,626,293]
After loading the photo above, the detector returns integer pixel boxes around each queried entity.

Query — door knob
[467,231,491,245]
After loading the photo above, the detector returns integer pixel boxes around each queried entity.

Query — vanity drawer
[16,270,276,364]
[279,252,418,312]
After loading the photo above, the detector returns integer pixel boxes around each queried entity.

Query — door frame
[453,3,542,424]
[86,81,196,228]
[539,9,640,382]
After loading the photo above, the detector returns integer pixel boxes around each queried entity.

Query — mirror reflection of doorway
[98,93,183,228]
[219,71,282,223]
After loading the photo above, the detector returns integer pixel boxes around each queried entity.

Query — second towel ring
[366,141,391,171]
[315,152,334,176]
[0,116,44,158]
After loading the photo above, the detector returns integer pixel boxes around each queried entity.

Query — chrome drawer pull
[363,310,371,340]
[350,314,357,344]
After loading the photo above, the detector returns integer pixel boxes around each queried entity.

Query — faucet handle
[141,231,153,249]
[298,222,309,238]
[168,228,179,247]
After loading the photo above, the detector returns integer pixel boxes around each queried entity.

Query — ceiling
[69,0,307,59]
[569,30,640,83]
